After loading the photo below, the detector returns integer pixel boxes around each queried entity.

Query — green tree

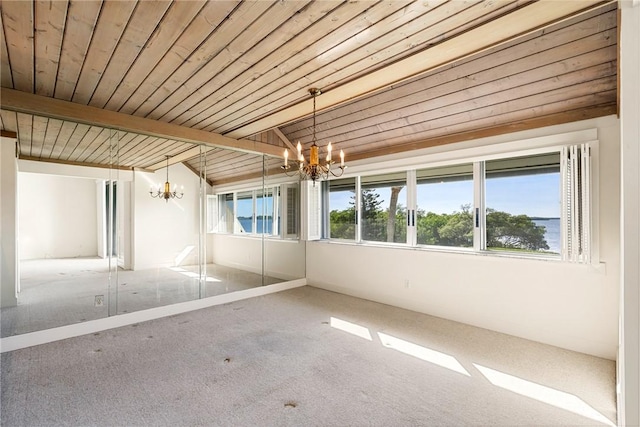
[361,188,386,241]
[438,205,473,247]
[486,209,549,250]
[416,204,473,247]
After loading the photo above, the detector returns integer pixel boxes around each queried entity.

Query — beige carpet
[1,286,616,426]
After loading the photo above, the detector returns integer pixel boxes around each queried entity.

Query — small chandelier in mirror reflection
[150,155,184,202]
[282,88,345,183]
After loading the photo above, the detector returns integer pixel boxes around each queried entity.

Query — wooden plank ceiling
[0,0,617,185]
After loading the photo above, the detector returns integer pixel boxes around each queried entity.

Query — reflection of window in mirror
[281,183,299,239]
[218,193,234,233]
[207,195,218,233]
[236,191,253,233]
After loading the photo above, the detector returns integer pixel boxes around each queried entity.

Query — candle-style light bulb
[340,150,345,167]
[297,141,303,162]
[326,142,332,162]
[284,149,288,167]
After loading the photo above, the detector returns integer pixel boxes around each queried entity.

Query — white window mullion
[273,187,279,237]
[581,143,591,264]
[252,190,257,234]
[560,146,569,261]
[307,181,322,241]
[406,170,417,246]
[233,193,239,234]
[473,161,485,251]
[355,176,362,243]
[207,195,218,233]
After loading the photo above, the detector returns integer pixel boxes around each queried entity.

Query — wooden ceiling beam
[17,155,153,173]
[272,127,296,152]
[226,0,613,139]
[0,88,284,160]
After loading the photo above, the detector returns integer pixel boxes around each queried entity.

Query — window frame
[210,182,300,240]
[321,131,598,264]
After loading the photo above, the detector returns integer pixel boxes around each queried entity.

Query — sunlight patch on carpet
[474,364,614,426]
[378,332,470,376]
[330,317,372,341]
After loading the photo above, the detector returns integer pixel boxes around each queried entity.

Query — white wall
[133,162,202,270]
[307,115,620,360]
[211,234,305,281]
[1,136,18,307]
[619,1,640,424]
[18,173,98,260]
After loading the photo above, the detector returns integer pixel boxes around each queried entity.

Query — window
[218,193,234,234]
[206,195,218,233]
[485,153,560,254]
[323,143,592,263]
[257,188,275,235]
[214,183,299,239]
[361,172,407,243]
[236,191,253,233]
[416,164,473,248]
[328,177,356,240]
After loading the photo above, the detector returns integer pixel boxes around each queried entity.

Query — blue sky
[237,173,561,219]
[330,172,561,218]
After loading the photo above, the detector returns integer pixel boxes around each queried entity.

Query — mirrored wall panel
[1,113,305,338]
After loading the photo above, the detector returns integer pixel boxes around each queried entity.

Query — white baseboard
[0,279,306,353]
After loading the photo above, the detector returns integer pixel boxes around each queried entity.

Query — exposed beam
[17,155,152,172]
[211,167,283,187]
[225,0,613,139]
[0,88,284,158]
[147,146,202,170]
[0,130,17,138]
[272,127,296,152]
[182,160,213,187]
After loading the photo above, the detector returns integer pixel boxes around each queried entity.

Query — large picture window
[323,143,592,263]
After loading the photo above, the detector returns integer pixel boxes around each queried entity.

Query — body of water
[533,218,561,254]
[238,218,273,234]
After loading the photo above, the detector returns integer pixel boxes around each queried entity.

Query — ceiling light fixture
[282,88,345,183]
[150,155,184,202]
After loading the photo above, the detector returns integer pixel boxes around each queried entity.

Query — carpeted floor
[1,286,616,426]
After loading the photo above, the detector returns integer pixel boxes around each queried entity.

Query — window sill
[211,232,300,242]
[316,239,563,262]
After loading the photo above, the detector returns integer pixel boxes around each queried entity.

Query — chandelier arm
[329,167,345,178]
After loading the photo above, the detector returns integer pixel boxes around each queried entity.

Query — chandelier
[150,155,184,202]
[282,88,345,183]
